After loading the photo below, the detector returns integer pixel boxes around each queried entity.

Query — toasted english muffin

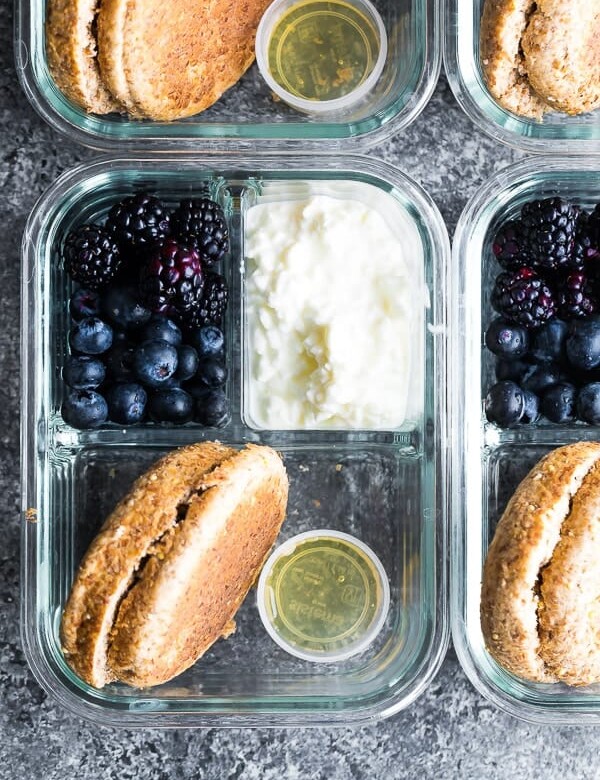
[480,442,600,684]
[480,0,549,120]
[61,442,288,689]
[46,0,121,114]
[97,0,272,121]
[538,461,600,686]
[521,0,600,116]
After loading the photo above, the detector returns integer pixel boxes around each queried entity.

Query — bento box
[20,153,450,727]
[451,156,600,724]
[444,0,600,154]
[15,0,441,149]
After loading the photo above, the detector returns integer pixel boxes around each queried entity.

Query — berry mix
[484,196,600,428]
[61,193,230,430]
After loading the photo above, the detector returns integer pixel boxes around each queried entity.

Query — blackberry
[557,272,597,320]
[105,193,171,251]
[491,219,532,270]
[171,198,229,267]
[63,225,121,289]
[491,266,556,328]
[571,209,600,270]
[139,239,203,321]
[520,197,578,272]
[191,272,229,326]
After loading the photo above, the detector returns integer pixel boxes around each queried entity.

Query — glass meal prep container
[15,0,441,149]
[20,153,450,727]
[444,0,600,154]
[451,156,600,725]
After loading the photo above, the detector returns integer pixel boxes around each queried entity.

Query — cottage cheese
[244,188,424,429]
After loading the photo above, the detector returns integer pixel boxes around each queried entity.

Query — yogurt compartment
[243,181,425,430]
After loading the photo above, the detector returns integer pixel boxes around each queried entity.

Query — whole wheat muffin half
[538,460,600,686]
[480,0,600,118]
[61,442,289,689]
[97,0,273,121]
[521,0,600,116]
[46,0,121,114]
[480,0,549,120]
[481,441,600,684]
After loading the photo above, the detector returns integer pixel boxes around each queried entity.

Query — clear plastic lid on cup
[257,530,390,662]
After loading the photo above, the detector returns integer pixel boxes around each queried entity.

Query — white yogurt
[244,185,424,430]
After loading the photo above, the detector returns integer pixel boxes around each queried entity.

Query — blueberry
[521,390,540,424]
[484,381,524,427]
[522,363,565,395]
[485,318,529,358]
[191,325,224,357]
[104,342,135,381]
[69,317,113,355]
[106,383,147,425]
[62,389,108,429]
[495,358,531,382]
[148,388,193,423]
[142,316,182,346]
[184,380,212,400]
[101,286,151,330]
[196,357,227,388]
[566,318,600,371]
[577,382,600,425]
[541,382,577,423]
[63,355,106,390]
[69,288,101,321]
[133,340,179,388]
[174,345,199,381]
[531,319,568,364]
[195,388,228,427]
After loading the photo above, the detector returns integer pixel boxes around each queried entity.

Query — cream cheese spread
[244,185,424,430]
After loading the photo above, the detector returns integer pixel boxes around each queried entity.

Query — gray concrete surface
[1,1,598,778]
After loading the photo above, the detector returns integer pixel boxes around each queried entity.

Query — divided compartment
[452,157,600,724]
[444,0,600,153]
[21,154,450,726]
[15,0,441,149]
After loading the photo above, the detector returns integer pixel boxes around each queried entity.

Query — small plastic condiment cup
[255,0,388,115]
[257,529,390,662]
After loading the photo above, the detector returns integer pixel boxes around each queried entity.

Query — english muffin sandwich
[46,0,272,119]
[481,441,600,686]
[61,442,289,688]
[480,0,600,119]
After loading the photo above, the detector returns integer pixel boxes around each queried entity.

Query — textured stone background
[1,1,598,778]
